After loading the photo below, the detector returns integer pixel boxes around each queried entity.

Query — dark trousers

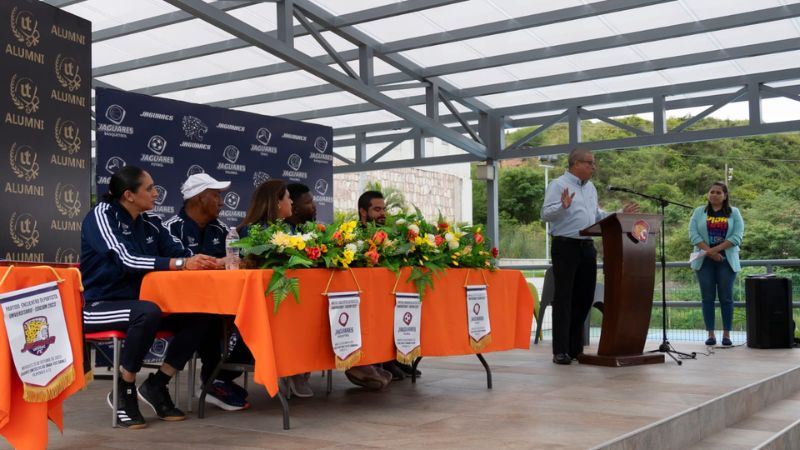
[198,315,253,382]
[551,238,597,357]
[84,299,211,373]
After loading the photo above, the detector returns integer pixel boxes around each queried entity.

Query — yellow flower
[270,231,292,248]
[289,236,306,250]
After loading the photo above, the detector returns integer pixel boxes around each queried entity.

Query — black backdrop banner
[94,88,334,228]
[0,0,91,264]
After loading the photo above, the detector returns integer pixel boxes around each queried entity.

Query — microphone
[608,185,632,193]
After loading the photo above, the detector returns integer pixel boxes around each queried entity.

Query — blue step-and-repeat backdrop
[94,88,334,227]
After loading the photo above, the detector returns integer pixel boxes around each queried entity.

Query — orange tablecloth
[0,266,86,450]
[140,268,533,396]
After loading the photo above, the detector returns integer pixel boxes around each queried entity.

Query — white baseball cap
[181,173,231,200]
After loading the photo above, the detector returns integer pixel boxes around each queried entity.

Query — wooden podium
[577,213,665,367]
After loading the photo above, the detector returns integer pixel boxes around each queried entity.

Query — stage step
[592,365,800,450]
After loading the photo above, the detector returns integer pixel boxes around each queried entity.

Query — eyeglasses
[579,159,597,167]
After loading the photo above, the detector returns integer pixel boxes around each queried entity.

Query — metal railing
[499,258,800,342]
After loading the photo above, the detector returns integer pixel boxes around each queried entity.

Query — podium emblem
[630,220,650,243]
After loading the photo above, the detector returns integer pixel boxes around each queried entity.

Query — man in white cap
[165,173,252,411]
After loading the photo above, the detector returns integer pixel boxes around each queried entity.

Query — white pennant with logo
[465,285,492,351]
[0,281,74,402]
[394,292,422,365]
[327,291,362,370]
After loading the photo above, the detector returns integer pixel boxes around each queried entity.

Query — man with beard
[286,183,317,231]
[165,173,252,410]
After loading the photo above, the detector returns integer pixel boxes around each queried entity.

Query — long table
[0,265,87,450]
[140,268,534,397]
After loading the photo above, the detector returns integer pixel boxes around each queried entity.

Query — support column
[359,44,373,85]
[479,114,504,249]
[748,82,762,127]
[277,0,294,46]
[653,95,667,135]
[568,106,581,146]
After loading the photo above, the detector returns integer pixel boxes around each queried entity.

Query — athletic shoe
[205,380,249,411]
[721,337,733,346]
[107,381,146,429]
[287,373,314,398]
[224,380,249,400]
[138,373,186,421]
[705,337,717,346]
[344,365,387,389]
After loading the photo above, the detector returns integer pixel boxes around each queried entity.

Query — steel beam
[415,4,800,78]
[119,0,680,98]
[334,81,800,148]
[92,0,463,78]
[162,0,486,156]
[332,153,480,174]
[90,1,260,42]
[500,120,800,160]
[266,39,800,123]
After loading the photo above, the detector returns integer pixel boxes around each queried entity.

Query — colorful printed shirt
[706,209,729,245]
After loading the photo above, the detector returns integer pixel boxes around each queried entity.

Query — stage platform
[11,339,800,450]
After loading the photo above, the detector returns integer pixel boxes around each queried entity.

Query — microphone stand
[608,187,696,365]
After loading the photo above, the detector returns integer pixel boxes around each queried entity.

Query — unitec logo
[10,7,40,48]
[55,54,81,91]
[9,212,39,250]
[9,143,39,181]
[9,74,39,114]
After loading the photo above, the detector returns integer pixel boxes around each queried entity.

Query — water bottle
[225,227,240,270]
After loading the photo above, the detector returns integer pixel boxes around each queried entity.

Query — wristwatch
[175,258,186,270]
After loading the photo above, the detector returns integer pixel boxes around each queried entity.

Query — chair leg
[187,353,196,412]
[112,337,120,428]
[534,305,546,344]
[174,369,181,408]
[326,369,332,394]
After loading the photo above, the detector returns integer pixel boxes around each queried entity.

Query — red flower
[438,223,449,230]
[407,229,418,241]
[365,248,380,265]
[491,247,499,258]
[434,235,445,246]
[474,232,484,244]
[316,223,326,232]
[305,246,322,260]
[372,230,388,245]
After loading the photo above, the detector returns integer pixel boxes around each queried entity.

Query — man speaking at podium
[541,148,638,365]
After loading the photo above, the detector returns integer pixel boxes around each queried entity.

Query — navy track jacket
[80,201,190,302]
[164,208,228,258]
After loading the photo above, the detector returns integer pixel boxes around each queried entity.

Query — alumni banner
[94,88,335,227]
[0,1,91,264]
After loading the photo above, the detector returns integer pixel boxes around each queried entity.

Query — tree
[363,181,408,214]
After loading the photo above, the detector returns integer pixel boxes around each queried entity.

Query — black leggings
[83,299,211,373]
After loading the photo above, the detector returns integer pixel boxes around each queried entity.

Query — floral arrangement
[233,209,499,311]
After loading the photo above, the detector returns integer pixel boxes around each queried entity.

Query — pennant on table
[0,281,75,402]
[327,291,362,370]
[465,284,492,351]
[394,292,422,365]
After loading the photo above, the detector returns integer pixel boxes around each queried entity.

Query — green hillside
[474,117,800,263]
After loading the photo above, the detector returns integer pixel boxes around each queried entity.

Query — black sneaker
[107,382,147,429]
[138,373,186,421]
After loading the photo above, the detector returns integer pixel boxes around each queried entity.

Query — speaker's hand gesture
[561,188,575,209]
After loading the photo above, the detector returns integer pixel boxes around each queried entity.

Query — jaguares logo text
[10,7,40,48]
[10,74,40,114]
[9,143,39,181]
[55,118,81,154]
[55,183,81,218]
[55,54,81,92]
[9,212,39,250]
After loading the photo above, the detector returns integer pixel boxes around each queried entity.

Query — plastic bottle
[225,227,240,270]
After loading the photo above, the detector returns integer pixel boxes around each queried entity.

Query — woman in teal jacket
[688,182,744,346]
